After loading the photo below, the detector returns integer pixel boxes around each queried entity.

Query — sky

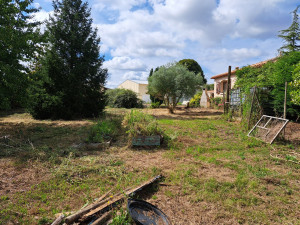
[32,0,299,88]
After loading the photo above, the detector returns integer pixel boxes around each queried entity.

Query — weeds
[122,110,164,138]
[87,119,120,143]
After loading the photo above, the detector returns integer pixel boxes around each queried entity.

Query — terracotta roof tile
[211,57,278,80]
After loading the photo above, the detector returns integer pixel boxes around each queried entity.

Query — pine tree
[28,0,107,119]
[0,0,40,110]
[278,6,300,53]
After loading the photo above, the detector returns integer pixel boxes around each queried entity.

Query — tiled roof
[211,57,278,80]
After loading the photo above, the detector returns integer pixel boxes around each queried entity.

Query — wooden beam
[80,175,162,222]
[226,66,231,113]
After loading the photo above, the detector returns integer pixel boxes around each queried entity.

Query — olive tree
[148,63,204,113]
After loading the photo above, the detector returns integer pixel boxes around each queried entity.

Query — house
[117,80,151,103]
[211,57,278,98]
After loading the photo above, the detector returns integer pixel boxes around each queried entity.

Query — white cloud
[34,0,299,88]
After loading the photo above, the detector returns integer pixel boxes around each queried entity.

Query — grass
[0,108,299,224]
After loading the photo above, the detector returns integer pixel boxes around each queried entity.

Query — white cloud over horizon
[35,0,299,87]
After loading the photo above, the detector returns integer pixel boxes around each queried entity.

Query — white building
[117,80,151,103]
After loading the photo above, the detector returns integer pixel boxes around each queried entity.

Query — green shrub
[87,120,119,143]
[189,91,202,107]
[110,209,132,225]
[122,110,163,139]
[210,97,222,107]
[150,101,161,108]
[106,89,143,108]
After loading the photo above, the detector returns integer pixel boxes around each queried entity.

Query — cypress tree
[28,0,107,119]
[278,6,300,53]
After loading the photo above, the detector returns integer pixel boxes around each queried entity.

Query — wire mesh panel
[230,88,241,107]
[248,115,289,144]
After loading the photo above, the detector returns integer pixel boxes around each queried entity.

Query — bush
[122,110,163,139]
[106,89,143,108]
[150,101,161,108]
[210,97,222,107]
[189,91,202,107]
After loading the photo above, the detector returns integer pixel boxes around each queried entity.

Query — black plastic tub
[127,199,171,225]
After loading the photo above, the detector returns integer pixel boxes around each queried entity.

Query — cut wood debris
[55,175,162,225]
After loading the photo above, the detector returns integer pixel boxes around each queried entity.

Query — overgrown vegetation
[87,119,120,143]
[189,91,202,107]
[106,89,144,109]
[235,51,300,120]
[122,110,164,139]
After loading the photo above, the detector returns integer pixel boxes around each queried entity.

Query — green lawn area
[0,108,299,224]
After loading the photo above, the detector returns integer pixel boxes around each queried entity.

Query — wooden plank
[81,175,162,222]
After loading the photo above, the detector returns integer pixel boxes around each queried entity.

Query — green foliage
[110,209,132,225]
[290,61,300,105]
[87,120,119,143]
[178,59,206,83]
[210,97,223,107]
[148,63,204,113]
[150,101,161,108]
[122,110,163,139]
[106,89,143,108]
[278,6,300,53]
[189,91,202,107]
[205,84,214,90]
[27,0,107,119]
[0,0,41,110]
[235,52,300,119]
[149,67,163,105]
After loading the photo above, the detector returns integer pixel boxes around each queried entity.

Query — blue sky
[32,0,300,88]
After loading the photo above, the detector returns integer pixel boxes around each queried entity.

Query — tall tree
[28,0,108,119]
[177,59,207,84]
[278,6,300,53]
[148,63,204,113]
[148,67,163,105]
[0,0,40,110]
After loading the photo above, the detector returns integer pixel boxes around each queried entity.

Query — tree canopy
[0,0,40,110]
[148,63,204,113]
[28,0,107,119]
[278,6,300,53]
[178,59,206,84]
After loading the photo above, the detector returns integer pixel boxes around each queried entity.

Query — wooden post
[226,66,231,114]
[284,81,287,119]
[248,86,256,130]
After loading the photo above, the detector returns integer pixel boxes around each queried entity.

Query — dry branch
[90,211,112,225]
[51,214,65,225]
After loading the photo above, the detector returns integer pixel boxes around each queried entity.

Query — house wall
[138,84,151,103]
[213,74,237,98]
[117,80,151,103]
[118,80,139,93]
